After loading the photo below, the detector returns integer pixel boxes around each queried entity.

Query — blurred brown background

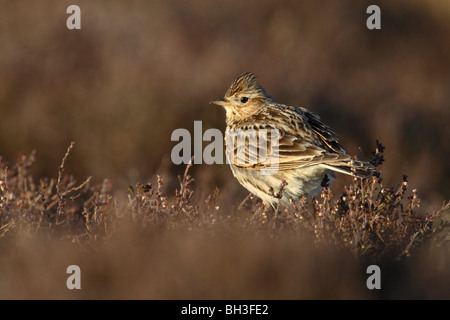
[0,0,449,211]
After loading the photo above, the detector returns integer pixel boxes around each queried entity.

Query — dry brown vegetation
[0,0,449,299]
[0,143,448,299]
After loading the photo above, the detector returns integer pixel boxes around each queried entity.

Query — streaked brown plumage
[211,72,374,207]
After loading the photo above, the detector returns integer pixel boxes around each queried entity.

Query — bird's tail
[321,159,376,178]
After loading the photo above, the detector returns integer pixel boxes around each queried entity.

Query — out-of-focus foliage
[0,145,448,298]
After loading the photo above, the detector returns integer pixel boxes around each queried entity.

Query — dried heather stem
[57,142,75,197]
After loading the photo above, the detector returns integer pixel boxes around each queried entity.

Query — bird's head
[210,72,273,123]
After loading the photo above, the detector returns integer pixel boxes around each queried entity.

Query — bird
[210,72,374,208]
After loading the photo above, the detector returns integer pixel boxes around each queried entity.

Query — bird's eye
[240,97,249,103]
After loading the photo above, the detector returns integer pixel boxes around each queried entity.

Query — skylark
[211,72,374,207]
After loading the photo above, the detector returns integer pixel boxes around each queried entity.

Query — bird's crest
[225,72,268,99]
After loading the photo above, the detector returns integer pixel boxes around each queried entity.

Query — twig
[57,142,75,198]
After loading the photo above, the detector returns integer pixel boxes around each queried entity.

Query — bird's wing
[300,108,346,154]
[225,123,350,171]
[226,105,350,171]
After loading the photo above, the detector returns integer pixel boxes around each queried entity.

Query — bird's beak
[209,98,227,107]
